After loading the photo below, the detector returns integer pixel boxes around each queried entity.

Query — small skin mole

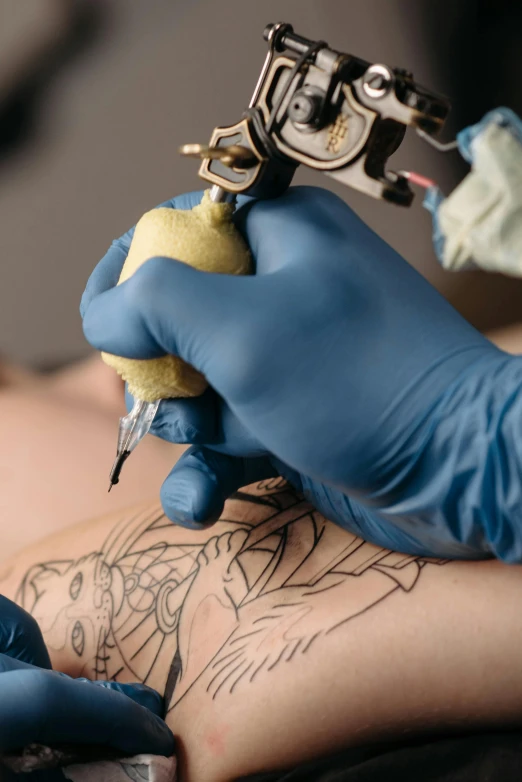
[205,724,230,757]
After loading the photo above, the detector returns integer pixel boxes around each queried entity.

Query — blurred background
[1,0,521,368]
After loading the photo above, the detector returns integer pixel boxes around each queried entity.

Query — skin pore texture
[1,335,522,780]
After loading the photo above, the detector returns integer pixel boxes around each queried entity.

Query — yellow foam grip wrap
[102,190,252,401]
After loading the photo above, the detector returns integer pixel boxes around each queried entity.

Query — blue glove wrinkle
[0,597,51,669]
[364,355,522,561]
[82,680,166,718]
[82,184,522,560]
[0,669,174,756]
[80,237,130,319]
[423,186,447,264]
[160,447,277,528]
[135,387,218,445]
[0,597,173,758]
[80,190,208,320]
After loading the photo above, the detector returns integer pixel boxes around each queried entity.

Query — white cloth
[438,116,522,276]
[63,753,176,782]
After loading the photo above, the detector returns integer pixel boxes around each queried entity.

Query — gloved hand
[81,186,522,562]
[0,595,173,780]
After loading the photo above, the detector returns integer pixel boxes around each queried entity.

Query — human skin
[0,325,520,559]
[0,354,184,558]
[2,345,522,779]
[1,481,522,781]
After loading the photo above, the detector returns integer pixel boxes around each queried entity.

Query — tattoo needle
[108,398,160,491]
[107,186,235,490]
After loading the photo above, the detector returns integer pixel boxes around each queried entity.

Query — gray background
[0,1,517,367]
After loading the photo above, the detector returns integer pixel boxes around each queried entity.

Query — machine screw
[362,64,393,99]
[288,87,324,127]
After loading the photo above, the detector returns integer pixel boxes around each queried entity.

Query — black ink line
[130,628,161,661]
[211,646,248,669]
[229,628,264,645]
[120,608,157,641]
[253,614,283,624]
[267,645,289,671]
[249,655,269,683]
[231,491,290,509]
[301,632,320,654]
[302,580,344,596]
[206,652,245,691]
[285,639,303,662]
[223,586,239,619]
[211,660,245,700]
[142,632,167,685]
[326,589,398,635]
[230,662,254,693]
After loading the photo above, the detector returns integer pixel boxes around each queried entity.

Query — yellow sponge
[102,190,251,401]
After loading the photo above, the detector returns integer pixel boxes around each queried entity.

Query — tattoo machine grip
[101,190,252,401]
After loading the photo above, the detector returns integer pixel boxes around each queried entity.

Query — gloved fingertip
[73,677,175,756]
[121,708,175,758]
[80,237,131,318]
[92,681,165,717]
[160,466,224,530]
[159,446,250,529]
[160,448,280,528]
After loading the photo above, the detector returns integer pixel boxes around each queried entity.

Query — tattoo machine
[105,21,451,490]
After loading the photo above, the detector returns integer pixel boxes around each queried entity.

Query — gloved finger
[0,652,41,674]
[160,447,277,529]
[82,256,262,372]
[0,669,174,756]
[126,385,219,444]
[80,190,207,318]
[290,472,481,560]
[80,236,131,318]
[234,185,366,273]
[0,658,165,719]
[0,597,51,669]
[82,680,165,718]
[149,391,264,451]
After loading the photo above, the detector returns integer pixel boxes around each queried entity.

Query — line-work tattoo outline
[16,478,446,712]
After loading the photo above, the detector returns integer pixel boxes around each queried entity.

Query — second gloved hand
[81,187,522,561]
[0,595,173,780]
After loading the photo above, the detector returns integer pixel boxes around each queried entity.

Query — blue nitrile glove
[0,596,174,781]
[81,186,522,562]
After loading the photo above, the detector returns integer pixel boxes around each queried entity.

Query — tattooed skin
[16,479,446,714]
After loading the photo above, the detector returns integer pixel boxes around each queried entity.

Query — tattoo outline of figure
[16,479,446,711]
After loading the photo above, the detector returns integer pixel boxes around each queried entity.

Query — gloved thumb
[159,447,278,529]
[0,596,52,669]
[82,256,258,378]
